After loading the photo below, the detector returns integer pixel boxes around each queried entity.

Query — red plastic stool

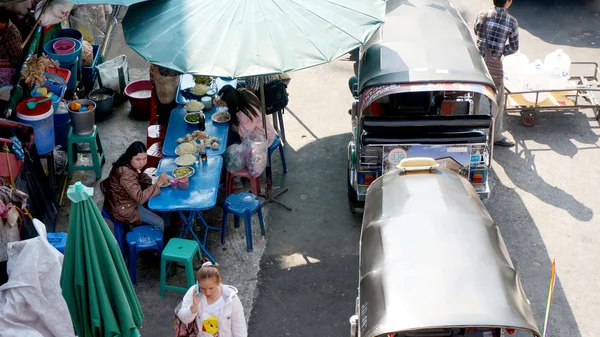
[225,169,260,197]
[146,124,167,148]
[147,142,164,168]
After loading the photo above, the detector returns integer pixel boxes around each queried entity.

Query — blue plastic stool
[268,135,287,182]
[47,232,67,254]
[222,192,266,252]
[102,209,125,256]
[126,225,164,286]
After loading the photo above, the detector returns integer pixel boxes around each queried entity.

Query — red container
[124,80,152,120]
[178,177,189,191]
[53,39,76,55]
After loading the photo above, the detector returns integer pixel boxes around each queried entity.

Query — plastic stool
[225,168,260,197]
[101,209,126,256]
[146,124,166,148]
[47,232,67,254]
[68,125,105,179]
[222,192,266,252]
[126,225,164,286]
[160,238,202,297]
[147,142,164,169]
[268,135,287,182]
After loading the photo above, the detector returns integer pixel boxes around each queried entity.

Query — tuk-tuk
[347,0,498,212]
[349,158,541,337]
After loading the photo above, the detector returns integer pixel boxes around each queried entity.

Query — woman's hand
[156,172,169,186]
[190,286,201,313]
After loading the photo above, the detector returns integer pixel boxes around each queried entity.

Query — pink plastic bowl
[53,39,76,55]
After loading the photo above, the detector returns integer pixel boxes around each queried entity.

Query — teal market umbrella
[60,182,143,337]
[122,0,386,77]
[66,0,149,5]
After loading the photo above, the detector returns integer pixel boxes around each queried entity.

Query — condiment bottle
[198,112,206,131]
[200,140,207,163]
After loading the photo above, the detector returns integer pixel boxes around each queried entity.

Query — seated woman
[0,10,24,86]
[215,85,277,147]
[101,141,169,231]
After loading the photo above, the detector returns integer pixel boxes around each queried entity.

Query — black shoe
[494,137,515,147]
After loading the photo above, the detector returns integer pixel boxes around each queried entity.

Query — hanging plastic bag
[242,132,268,177]
[69,14,105,44]
[225,144,246,173]
[96,55,129,94]
[35,0,74,27]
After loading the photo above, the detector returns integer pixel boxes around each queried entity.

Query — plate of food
[175,154,196,166]
[152,175,171,187]
[184,112,202,125]
[175,142,196,155]
[211,112,231,124]
[173,166,195,179]
[184,99,205,112]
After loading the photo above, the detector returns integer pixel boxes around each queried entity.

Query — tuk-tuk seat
[361,115,492,130]
[362,130,487,146]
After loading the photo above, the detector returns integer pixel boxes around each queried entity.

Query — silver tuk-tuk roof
[359,168,541,337]
[358,0,495,93]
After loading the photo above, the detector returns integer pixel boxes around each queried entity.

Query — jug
[523,59,550,103]
[544,48,571,89]
[503,51,530,91]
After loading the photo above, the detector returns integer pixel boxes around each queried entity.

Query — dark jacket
[100,165,160,225]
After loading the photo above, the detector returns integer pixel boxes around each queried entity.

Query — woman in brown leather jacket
[101,142,169,231]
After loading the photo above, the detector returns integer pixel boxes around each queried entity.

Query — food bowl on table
[172,166,195,179]
[175,154,196,166]
[212,112,230,124]
[184,112,202,125]
[175,142,196,155]
[184,99,205,112]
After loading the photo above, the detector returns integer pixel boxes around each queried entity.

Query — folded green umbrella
[123,0,386,77]
[61,182,143,337]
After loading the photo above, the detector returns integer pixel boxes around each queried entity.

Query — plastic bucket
[88,87,115,120]
[53,39,76,54]
[68,99,96,136]
[53,29,83,42]
[16,97,55,155]
[44,38,82,66]
[55,120,71,150]
[54,109,70,125]
[124,80,152,120]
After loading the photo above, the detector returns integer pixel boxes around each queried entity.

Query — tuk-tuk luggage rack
[504,61,600,126]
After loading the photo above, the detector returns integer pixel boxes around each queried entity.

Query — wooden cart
[504,62,600,126]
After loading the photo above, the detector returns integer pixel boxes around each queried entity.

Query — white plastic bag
[243,132,268,177]
[225,144,246,172]
[96,55,129,94]
[35,0,74,27]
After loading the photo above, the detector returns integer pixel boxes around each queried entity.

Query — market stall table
[162,107,229,157]
[148,156,223,263]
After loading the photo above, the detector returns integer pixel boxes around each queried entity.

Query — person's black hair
[493,0,509,7]
[217,85,260,126]
[0,9,10,24]
[113,141,147,168]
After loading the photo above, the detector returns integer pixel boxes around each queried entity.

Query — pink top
[236,106,277,146]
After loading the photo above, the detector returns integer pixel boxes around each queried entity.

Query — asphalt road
[248,1,600,336]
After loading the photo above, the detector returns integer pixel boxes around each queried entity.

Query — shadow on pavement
[494,112,595,222]
[510,0,600,49]
[249,129,361,336]
[487,172,582,336]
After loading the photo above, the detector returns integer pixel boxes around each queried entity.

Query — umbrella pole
[258,77,291,211]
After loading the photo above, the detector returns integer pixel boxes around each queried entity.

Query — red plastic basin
[124,80,152,120]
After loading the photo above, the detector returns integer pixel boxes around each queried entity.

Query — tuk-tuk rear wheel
[347,168,363,213]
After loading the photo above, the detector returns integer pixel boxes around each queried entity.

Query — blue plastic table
[162,107,229,157]
[148,156,223,263]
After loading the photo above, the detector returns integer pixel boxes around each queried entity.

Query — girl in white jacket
[177,262,247,337]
